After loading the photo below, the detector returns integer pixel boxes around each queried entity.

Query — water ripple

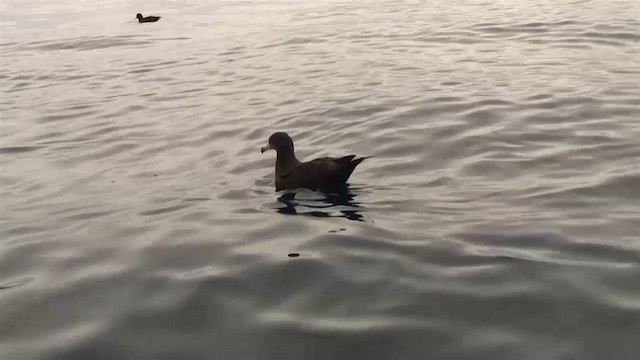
[1,0,640,359]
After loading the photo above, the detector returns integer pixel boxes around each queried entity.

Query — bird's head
[261,132,294,155]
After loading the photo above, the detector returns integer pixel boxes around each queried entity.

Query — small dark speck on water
[111,180,116,183]
[153,174,158,177]
[288,253,300,258]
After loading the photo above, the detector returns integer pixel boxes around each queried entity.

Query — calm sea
[1,1,639,359]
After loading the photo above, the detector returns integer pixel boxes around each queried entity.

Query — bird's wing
[282,155,354,177]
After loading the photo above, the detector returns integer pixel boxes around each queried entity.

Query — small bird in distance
[136,13,161,23]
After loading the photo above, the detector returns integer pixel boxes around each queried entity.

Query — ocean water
[1,0,639,359]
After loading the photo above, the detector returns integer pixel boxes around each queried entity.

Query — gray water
[1,0,640,359]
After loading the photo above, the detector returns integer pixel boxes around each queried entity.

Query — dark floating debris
[287,253,300,258]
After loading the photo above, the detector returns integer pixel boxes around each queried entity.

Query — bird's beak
[260,143,273,154]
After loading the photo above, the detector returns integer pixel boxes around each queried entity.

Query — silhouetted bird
[261,132,370,191]
[136,13,161,23]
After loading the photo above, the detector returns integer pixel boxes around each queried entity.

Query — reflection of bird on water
[276,184,367,223]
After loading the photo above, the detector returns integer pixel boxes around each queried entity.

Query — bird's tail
[336,155,372,183]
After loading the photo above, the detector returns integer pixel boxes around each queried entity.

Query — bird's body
[136,13,161,23]
[261,132,370,192]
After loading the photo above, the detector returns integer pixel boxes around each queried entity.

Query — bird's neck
[275,151,299,176]
[277,150,296,162]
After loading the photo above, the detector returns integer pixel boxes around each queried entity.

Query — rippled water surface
[1,0,640,359]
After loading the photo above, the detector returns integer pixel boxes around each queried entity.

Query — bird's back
[275,155,367,191]
[140,15,161,22]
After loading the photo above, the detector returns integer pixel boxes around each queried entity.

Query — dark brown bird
[136,13,161,23]
[261,132,370,192]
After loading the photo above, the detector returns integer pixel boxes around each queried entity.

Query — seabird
[136,13,161,23]
[261,132,370,191]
